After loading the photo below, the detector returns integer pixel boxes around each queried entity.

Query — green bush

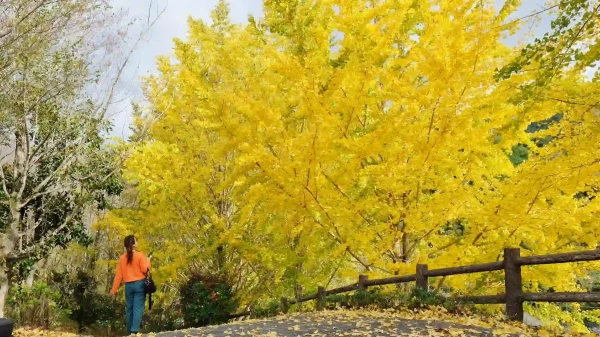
[324,287,402,311]
[321,286,471,314]
[179,273,237,328]
[405,287,464,312]
[251,299,281,318]
[76,293,125,334]
[144,299,185,333]
[51,269,125,334]
[7,282,71,329]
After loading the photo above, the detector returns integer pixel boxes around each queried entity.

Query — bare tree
[0,0,164,316]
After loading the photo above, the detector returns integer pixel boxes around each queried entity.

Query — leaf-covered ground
[13,328,78,337]
[148,310,585,337]
[158,312,491,336]
[13,309,597,337]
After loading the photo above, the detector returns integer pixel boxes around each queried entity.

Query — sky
[108,0,263,139]
[107,0,551,140]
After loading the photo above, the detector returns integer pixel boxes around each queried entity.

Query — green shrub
[405,287,461,311]
[251,299,280,318]
[144,299,185,333]
[51,269,125,334]
[77,293,125,334]
[324,287,402,311]
[7,282,71,329]
[321,286,471,314]
[179,273,237,328]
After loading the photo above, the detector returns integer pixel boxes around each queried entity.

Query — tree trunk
[0,262,10,318]
[24,258,46,287]
[25,269,34,287]
[1,206,21,318]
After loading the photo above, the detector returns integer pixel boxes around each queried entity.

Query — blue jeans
[125,280,145,334]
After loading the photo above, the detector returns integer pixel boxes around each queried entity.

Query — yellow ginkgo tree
[109,0,600,328]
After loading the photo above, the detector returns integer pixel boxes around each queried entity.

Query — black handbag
[144,269,157,309]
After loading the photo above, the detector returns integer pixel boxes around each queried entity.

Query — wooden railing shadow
[231,248,600,322]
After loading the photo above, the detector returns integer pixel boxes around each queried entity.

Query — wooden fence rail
[232,247,600,322]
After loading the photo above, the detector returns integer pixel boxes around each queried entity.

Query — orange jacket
[110,251,150,295]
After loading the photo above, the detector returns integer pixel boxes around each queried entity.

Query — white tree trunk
[25,268,35,288]
[0,266,9,318]
[24,258,48,288]
[0,214,20,318]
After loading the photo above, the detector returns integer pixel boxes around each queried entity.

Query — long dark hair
[124,235,136,264]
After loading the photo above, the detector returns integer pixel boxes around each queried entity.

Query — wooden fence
[231,248,600,322]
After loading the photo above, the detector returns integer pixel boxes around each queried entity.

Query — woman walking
[111,235,151,335]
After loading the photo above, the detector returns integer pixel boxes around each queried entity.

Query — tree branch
[0,164,10,197]
[0,0,52,40]
[498,4,560,29]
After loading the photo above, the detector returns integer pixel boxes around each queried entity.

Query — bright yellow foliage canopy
[105,0,600,328]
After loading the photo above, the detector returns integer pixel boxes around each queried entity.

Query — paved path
[155,312,508,337]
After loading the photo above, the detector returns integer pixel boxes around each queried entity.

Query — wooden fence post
[280,297,289,314]
[317,286,326,311]
[249,303,256,318]
[358,275,369,290]
[416,264,429,291]
[504,248,523,322]
[296,285,303,311]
